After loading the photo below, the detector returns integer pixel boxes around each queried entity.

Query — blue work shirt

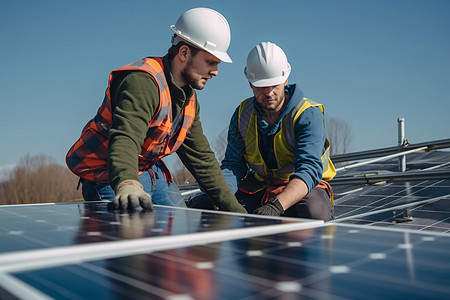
[221,84,325,194]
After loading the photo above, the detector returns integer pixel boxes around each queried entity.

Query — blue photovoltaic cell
[6,224,450,299]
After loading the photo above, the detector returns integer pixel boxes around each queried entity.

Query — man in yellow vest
[66,8,246,213]
[220,42,336,220]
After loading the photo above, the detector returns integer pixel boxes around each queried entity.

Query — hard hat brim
[249,74,290,87]
[171,28,232,63]
[212,51,232,63]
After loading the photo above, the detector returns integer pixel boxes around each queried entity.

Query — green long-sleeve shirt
[107,56,245,213]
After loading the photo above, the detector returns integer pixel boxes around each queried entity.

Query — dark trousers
[236,184,334,221]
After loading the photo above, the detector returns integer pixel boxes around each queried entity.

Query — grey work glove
[253,198,285,216]
[111,181,153,211]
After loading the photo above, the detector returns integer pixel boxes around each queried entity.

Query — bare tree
[0,154,82,205]
[326,117,352,156]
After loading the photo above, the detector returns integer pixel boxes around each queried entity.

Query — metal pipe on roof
[398,117,406,172]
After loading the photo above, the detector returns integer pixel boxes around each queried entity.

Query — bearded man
[66,8,246,213]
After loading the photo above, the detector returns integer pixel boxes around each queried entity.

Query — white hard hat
[171,8,232,63]
[244,42,291,87]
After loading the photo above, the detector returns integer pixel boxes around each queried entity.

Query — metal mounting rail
[178,182,200,191]
[330,169,450,185]
[335,146,428,172]
[331,138,450,163]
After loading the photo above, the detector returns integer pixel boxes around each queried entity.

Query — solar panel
[332,150,450,233]
[0,201,449,299]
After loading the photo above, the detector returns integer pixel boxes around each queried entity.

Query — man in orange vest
[66,8,246,213]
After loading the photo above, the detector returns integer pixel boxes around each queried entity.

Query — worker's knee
[285,188,334,221]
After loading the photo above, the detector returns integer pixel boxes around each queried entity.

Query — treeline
[0,154,82,205]
[0,153,191,205]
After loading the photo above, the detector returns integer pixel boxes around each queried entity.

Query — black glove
[187,193,216,210]
[253,198,285,216]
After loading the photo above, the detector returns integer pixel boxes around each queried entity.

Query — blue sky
[1,0,449,177]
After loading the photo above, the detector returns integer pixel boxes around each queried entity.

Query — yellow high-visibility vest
[238,97,336,183]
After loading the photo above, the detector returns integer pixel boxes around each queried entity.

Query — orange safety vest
[66,57,196,183]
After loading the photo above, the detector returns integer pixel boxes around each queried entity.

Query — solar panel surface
[8,228,450,299]
[0,202,311,254]
[0,201,449,299]
[332,151,450,233]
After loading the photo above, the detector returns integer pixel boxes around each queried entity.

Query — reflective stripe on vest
[238,97,336,182]
[66,57,196,183]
